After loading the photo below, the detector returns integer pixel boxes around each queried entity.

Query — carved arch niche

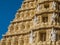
[25,2,29,9]
[24,11,30,19]
[25,21,30,30]
[20,22,25,31]
[14,23,19,31]
[20,12,24,20]
[8,24,14,33]
[29,2,34,8]
[7,37,11,45]
[22,3,26,9]
[15,12,20,19]
[30,10,35,17]
[41,14,48,23]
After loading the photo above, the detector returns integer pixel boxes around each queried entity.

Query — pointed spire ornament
[29,30,33,44]
[51,28,56,41]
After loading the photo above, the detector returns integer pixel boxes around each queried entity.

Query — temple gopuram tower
[0,0,60,45]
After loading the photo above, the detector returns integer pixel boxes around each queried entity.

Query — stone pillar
[40,16,42,24]
[46,29,51,45]
[6,37,11,45]
[40,16,43,27]
[11,37,15,45]
[6,38,8,45]
[24,36,27,45]
[46,30,50,41]
[53,41,56,45]
[13,36,18,45]
[19,23,21,31]
[36,31,40,42]
[24,35,29,45]
[48,14,51,25]
[18,35,23,45]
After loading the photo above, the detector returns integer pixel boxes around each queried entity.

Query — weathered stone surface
[0,0,60,45]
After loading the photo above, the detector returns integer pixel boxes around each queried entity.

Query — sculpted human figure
[51,13,57,24]
[29,30,34,44]
[52,1,56,10]
[33,16,38,25]
[51,28,56,42]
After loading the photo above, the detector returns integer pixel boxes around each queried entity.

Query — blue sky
[0,0,23,40]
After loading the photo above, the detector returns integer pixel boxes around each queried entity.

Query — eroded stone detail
[0,0,60,45]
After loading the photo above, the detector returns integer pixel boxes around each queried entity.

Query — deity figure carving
[51,13,57,24]
[52,1,56,10]
[51,28,56,42]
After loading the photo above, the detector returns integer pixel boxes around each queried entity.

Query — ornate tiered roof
[0,0,60,45]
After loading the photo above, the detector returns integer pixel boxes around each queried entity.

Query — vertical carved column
[11,37,15,45]
[24,35,29,45]
[48,14,51,25]
[18,35,23,45]
[18,36,20,45]
[6,37,11,45]
[46,30,50,41]
[29,31,36,45]
[36,31,40,42]
[24,36,27,45]
[46,29,51,45]
[40,16,42,26]
[46,30,50,45]
[19,23,21,32]
[12,36,18,45]
[15,36,18,45]
[31,31,39,45]
[6,38,9,45]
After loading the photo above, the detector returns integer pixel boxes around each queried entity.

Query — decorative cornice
[18,7,36,13]
[11,11,60,24]
[3,26,60,38]
[38,0,60,5]
[36,11,60,16]
[12,19,31,24]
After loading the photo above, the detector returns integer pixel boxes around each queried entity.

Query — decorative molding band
[4,26,60,37]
